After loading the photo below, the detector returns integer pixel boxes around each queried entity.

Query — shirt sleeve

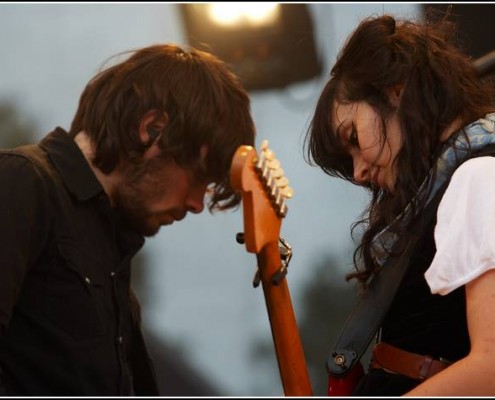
[425,156,495,295]
[0,154,50,334]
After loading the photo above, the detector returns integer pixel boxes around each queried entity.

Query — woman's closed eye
[348,123,360,148]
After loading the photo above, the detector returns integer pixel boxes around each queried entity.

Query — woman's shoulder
[451,155,495,182]
[439,156,495,218]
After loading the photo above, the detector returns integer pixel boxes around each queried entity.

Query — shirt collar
[40,127,104,202]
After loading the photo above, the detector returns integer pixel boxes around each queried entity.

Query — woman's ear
[389,84,404,108]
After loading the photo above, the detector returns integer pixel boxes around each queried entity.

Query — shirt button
[110,271,115,277]
[84,277,91,284]
[117,336,123,344]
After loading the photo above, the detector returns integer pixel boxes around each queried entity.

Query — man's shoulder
[0,144,54,181]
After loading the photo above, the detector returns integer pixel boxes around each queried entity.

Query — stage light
[208,3,280,27]
[179,3,323,92]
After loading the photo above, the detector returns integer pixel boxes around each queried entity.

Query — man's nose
[186,186,206,214]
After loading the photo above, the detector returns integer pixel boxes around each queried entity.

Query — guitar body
[230,144,313,396]
[327,362,364,396]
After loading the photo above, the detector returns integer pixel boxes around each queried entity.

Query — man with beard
[0,44,255,396]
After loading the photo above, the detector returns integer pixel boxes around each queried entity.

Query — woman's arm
[405,268,495,396]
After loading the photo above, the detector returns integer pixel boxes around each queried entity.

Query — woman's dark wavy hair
[70,44,255,211]
[304,12,495,285]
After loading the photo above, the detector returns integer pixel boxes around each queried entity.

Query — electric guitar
[327,362,364,396]
[230,141,313,396]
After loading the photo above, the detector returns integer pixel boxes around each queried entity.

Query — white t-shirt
[425,156,495,295]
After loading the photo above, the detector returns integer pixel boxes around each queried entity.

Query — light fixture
[208,3,280,28]
[179,3,323,92]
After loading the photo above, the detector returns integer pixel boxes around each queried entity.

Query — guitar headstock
[230,140,293,254]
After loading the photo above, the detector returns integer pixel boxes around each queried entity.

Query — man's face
[112,153,209,237]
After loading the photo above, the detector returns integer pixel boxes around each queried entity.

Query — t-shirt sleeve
[425,156,495,295]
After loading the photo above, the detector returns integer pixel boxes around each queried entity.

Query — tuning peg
[271,167,284,178]
[255,154,266,171]
[276,176,289,188]
[268,158,280,170]
[252,267,261,288]
[260,139,269,151]
[280,186,294,199]
[263,148,275,161]
[235,232,245,244]
[265,170,275,188]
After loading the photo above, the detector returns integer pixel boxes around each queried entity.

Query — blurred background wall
[1,2,491,396]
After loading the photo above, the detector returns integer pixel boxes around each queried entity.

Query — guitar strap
[326,184,445,376]
[327,145,495,377]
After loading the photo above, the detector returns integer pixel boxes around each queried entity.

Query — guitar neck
[257,241,313,396]
[230,143,312,395]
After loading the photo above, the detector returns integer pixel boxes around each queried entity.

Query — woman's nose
[353,155,369,185]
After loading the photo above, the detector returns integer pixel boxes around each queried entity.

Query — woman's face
[332,99,403,193]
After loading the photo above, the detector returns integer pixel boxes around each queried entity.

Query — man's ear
[138,110,169,146]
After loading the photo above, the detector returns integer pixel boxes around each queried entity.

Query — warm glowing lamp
[179,3,322,91]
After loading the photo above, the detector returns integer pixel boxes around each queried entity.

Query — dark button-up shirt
[0,128,145,395]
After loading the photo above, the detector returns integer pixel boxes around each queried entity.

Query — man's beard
[113,189,160,237]
[112,159,165,237]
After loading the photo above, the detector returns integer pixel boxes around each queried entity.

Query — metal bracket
[236,232,293,288]
[271,236,292,285]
